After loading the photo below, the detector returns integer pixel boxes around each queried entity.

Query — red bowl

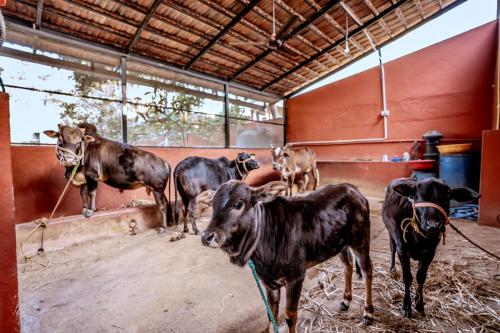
[407,159,435,171]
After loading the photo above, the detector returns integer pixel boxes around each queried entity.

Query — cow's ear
[83,135,95,143]
[79,127,86,135]
[196,190,215,207]
[392,181,416,197]
[251,181,288,203]
[270,144,274,149]
[450,187,480,202]
[43,130,59,138]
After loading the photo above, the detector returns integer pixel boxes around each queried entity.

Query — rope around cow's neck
[248,259,279,333]
[401,199,500,260]
[235,156,254,181]
[56,140,86,166]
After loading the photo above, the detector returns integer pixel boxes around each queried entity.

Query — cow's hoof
[363,315,374,326]
[83,209,94,218]
[400,307,412,318]
[183,227,189,233]
[415,305,425,317]
[339,301,350,312]
[158,227,166,235]
[194,230,200,235]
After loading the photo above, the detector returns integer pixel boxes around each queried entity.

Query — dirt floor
[18,203,500,333]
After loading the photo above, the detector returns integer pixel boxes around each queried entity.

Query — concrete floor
[17,199,500,333]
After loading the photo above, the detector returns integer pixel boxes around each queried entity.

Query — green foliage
[56,72,223,146]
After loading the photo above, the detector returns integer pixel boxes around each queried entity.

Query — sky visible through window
[295,0,497,96]
[0,0,497,143]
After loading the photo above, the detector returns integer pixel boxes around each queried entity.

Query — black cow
[201,181,374,332]
[174,153,259,235]
[44,124,173,233]
[382,177,479,317]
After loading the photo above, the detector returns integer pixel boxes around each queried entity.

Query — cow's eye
[233,201,244,210]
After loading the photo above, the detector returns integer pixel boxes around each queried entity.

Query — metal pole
[224,83,230,148]
[283,97,288,146]
[121,56,128,144]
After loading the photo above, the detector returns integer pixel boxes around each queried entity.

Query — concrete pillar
[0,93,20,333]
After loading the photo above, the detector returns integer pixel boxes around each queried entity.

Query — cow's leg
[389,237,397,274]
[288,173,295,196]
[187,201,200,235]
[301,173,309,192]
[84,178,98,218]
[285,278,303,333]
[352,248,374,325]
[182,201,189,233]
[80,184,90,216]
[312,167,320,190]
[165,194,173,227]
[265,286,280,333]
[398,253,413,318]
[415,256,433,316]
[338,247,353,311]
[153,191,167,234]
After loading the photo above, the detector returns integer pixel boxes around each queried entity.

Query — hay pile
[298,253,500,333]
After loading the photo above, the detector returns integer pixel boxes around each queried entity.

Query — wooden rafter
[260,0,409,91]
[184,0,261,69]
[35,0,44,29]
[126,0,163,53]
[228,0,342,81]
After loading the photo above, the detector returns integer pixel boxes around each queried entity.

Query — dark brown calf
[382,177,479,317]
[173,153,260,235]
[44,123,172,233]
[201,181,374,332]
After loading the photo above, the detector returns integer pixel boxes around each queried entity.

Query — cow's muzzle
[201,230,220,248]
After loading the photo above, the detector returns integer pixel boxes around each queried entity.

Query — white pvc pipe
[288,45,389,146]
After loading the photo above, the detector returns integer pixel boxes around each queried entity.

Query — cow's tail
[173,166,179,226]
[167,161,173,226]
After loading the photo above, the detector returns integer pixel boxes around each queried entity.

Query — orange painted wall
[287,21,497,161]
[0,93,20,333]
[11,145,278,224]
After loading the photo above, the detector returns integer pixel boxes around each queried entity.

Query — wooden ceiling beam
[184,0,260,69]
[414,0,425,20]
[126,0,163,53]
[229,0,342,81]
[340,1,362,26]
[164,0,300,70]
[260,0,409,91]
[35,0,44,29]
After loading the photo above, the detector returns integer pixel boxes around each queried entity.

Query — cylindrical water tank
[439,154,479,190]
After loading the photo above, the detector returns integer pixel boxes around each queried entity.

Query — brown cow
[44,123,172,233]
[0,9,5,49]
[271,145,319,195]
[202,180,374,332]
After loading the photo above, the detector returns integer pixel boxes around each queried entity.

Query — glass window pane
[8,87,122,143]
[0,56,121,100]
[228,92,284,124]
[127,103,225,147]
[229,119,284,148]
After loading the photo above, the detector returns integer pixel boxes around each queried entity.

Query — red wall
[479,130,500,227]
[287,21,497,161]
[11,145,278,224]
[0,93,20,333]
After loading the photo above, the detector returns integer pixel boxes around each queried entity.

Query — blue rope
[248,259,279,333]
